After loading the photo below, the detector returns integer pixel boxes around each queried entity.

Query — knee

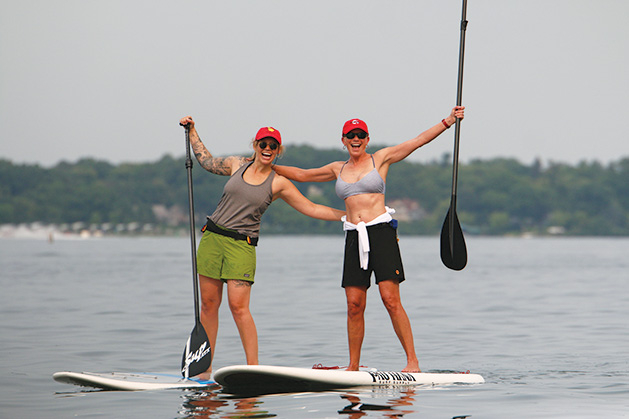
[381,294,402,314]
[228,300,250,319]
[200,294,221,314]
[346,299,366,318]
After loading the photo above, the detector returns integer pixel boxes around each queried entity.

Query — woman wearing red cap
[274,106,465,372]
[179,116,345,379]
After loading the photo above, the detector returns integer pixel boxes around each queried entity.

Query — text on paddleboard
[367,371,416,383]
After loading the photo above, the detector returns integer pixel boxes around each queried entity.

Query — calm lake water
[1,235,628,418]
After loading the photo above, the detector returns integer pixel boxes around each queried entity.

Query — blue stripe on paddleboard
[109,372,216,385]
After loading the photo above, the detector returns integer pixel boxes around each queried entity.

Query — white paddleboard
[53,371,216,391]
[214,365,484,394]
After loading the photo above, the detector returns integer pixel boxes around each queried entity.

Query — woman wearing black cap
[179,116,345,379]
[273,106,464,372]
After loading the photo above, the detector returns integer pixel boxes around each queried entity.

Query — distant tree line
[1,145,629,236]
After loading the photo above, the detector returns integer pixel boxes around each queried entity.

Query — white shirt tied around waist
[342,207,396,270]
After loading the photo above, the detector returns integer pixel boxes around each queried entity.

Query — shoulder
[229,156,249,172]
[230,155,249,167]
[326,160,345,173]
[372,149,392,166]
[271,174,300,199]
[272,173,292,188]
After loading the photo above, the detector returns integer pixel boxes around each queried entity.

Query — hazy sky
[1,1,627,167]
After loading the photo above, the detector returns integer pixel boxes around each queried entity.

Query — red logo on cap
[342,118,368,135]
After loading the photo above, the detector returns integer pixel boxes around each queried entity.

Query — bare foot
[192,368,212,382]
[402,362,421,373]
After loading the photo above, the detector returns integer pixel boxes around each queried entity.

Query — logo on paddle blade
[182,341,211,375]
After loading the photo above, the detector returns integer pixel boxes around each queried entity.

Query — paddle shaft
[179,123,212,378]
[184,126,201,324]
[439,0,469,271]
[448,0,468,249]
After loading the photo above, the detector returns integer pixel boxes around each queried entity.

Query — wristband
[441,119,451,129]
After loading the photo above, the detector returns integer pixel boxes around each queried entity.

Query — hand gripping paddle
[180,123,212,378]
[440,0,469,271]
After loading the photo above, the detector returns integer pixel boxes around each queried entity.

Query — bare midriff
[343,193,387,224]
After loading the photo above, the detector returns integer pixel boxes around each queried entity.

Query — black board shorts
[342,222,405,289]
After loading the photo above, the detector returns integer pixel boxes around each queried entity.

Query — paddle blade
[181,322,212,378]
[440,207,467,271]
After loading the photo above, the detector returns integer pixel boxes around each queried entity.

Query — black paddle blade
[181,322,212,378]
[440,207,468,271]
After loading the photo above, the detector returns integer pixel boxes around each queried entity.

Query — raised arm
[273,161,342,183]
[179,116,246,176]
[377,106,465,165]
[272,176,345,221]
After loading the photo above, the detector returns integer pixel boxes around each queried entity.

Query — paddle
[180,123,212,378]
[440,0,468,271]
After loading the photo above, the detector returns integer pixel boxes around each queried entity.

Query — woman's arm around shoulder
[179,115,246,176]
[272,175,345,221]
[377,106,465,166]
[273,161,343,183]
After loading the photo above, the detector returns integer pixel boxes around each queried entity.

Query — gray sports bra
[335,155,386,200]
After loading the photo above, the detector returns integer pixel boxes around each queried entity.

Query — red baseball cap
[255,126,282,144]
[342,119,369,136]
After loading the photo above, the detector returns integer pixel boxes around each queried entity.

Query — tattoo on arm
[190,134,246,175]
[199,155,232,175]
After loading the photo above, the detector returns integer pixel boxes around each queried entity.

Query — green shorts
[196,230,256,282]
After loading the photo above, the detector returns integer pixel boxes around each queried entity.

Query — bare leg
[226,279,258,365]
[345,285,368,371]
[197,275,223,379]
[378,279,420,372]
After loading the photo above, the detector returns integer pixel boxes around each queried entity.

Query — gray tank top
[335,155,386,200]
[209,162,275,238]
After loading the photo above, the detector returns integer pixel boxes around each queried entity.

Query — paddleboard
[214,365,484,394]
[53,371,216,391]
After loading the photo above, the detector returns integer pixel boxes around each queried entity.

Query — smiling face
[342,129,369,156]
[255,137,281,164]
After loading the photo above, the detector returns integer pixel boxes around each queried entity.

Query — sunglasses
[258,140,278,151]
[344,131,368,140]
